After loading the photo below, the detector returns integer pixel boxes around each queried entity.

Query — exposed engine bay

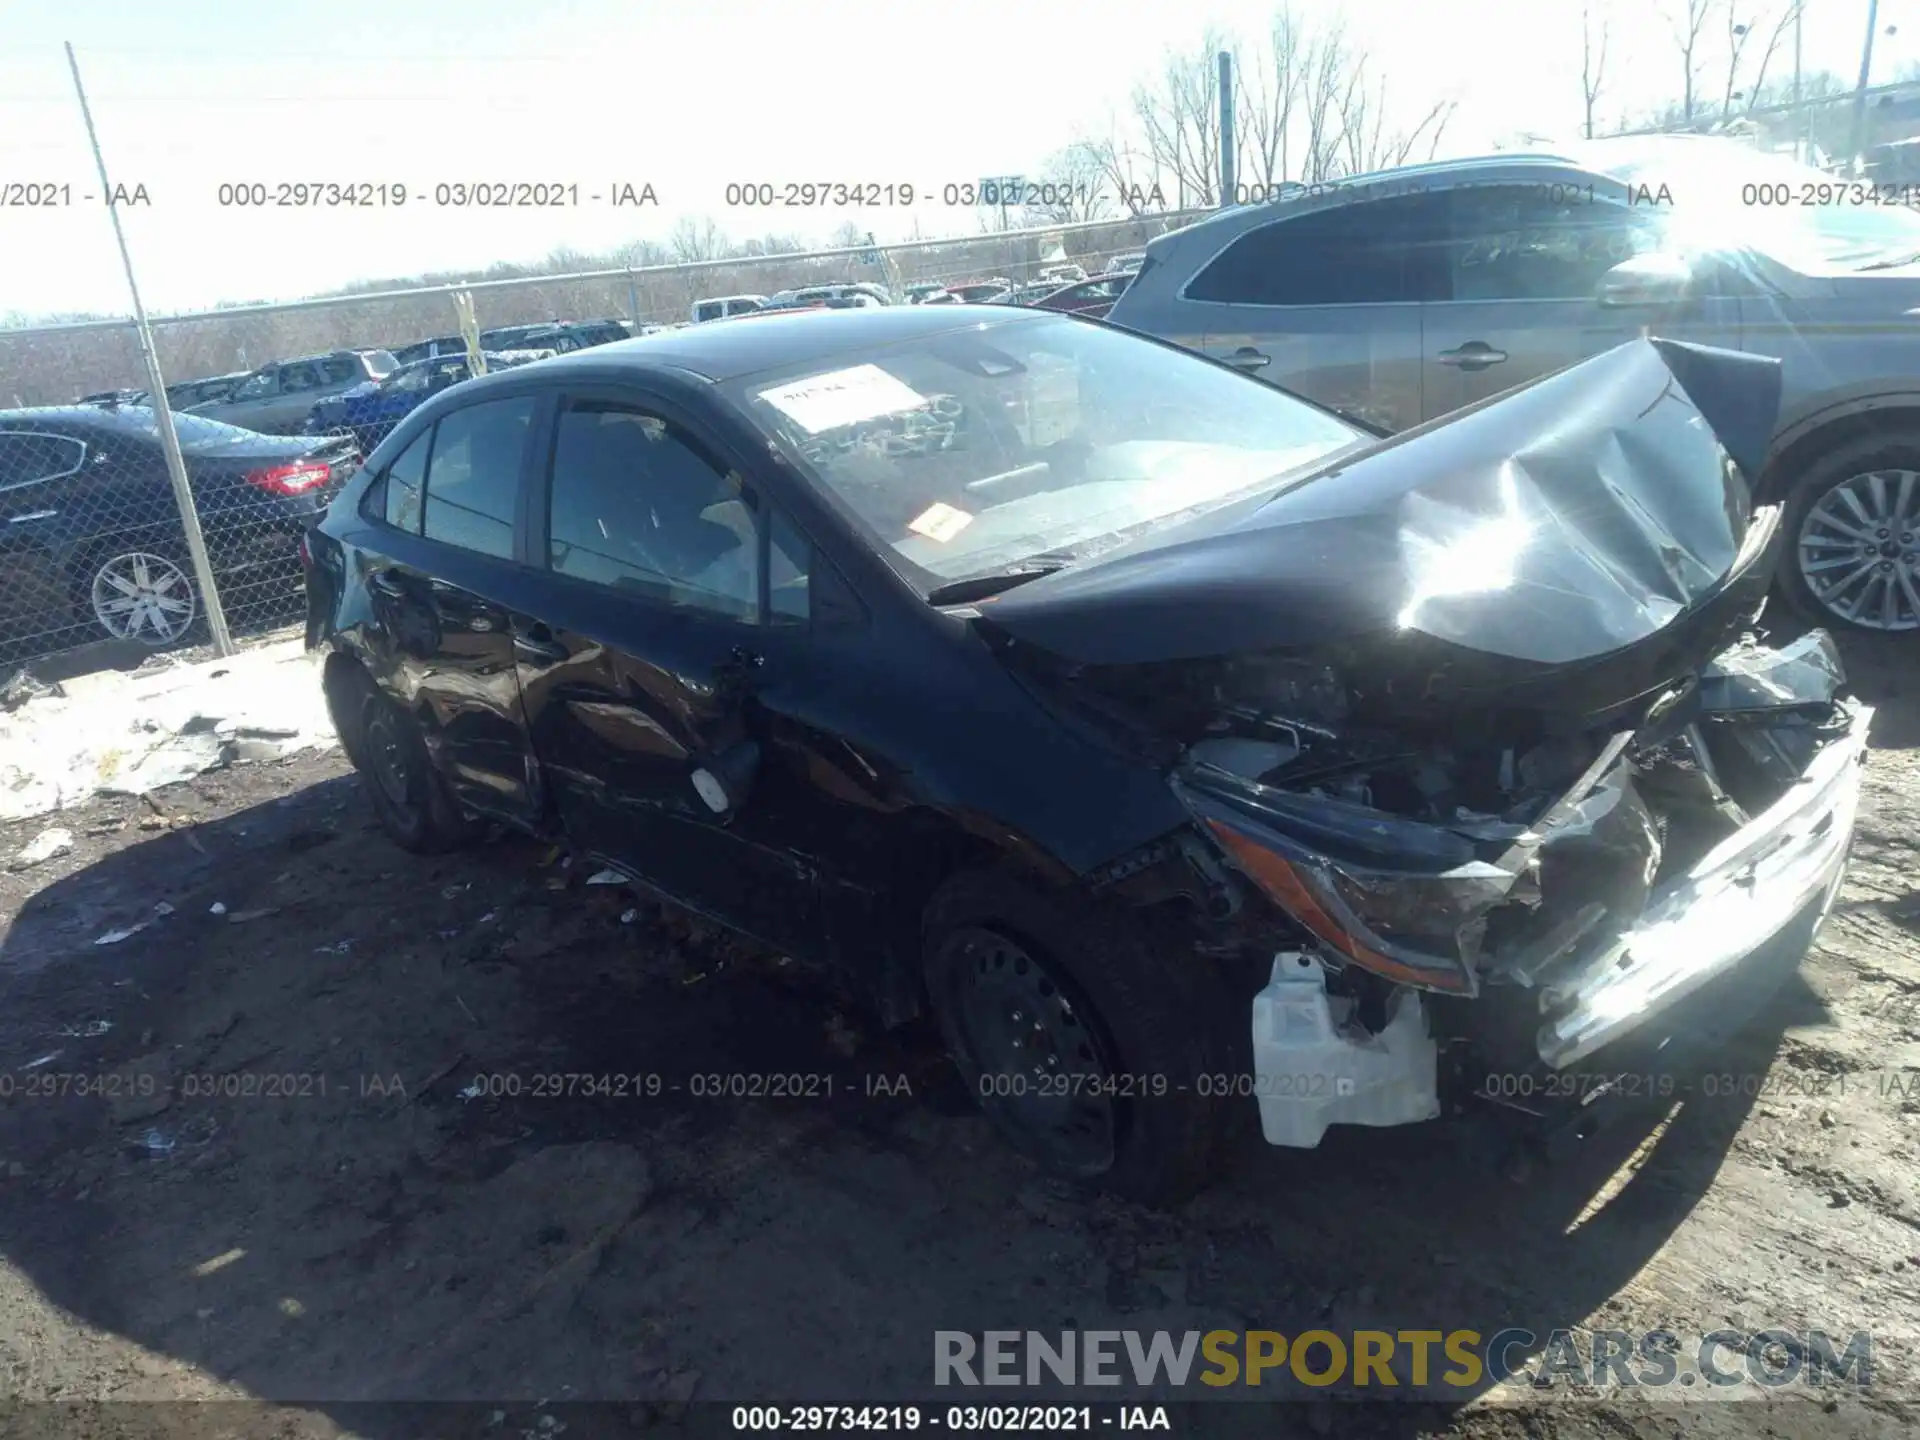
[1048,624,1868,1141]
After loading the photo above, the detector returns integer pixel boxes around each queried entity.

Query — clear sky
[0,0,1904,318]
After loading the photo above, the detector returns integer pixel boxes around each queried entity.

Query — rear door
[1422,180,1746,420]
[361,392,545,825]
[1179,192,1448,434]
[509,387,827,954]
[0,428,93,650]
[264,361,327,434]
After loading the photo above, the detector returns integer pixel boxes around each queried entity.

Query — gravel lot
[0,633,1916,1440]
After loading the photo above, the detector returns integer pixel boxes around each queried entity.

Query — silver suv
[186,350,397,436]
[1108,135,1920,633]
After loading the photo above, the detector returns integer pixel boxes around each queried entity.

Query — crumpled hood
[977,337,1783,670]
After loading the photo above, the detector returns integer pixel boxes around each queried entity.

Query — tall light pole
[1848,0,1884,169]
[1794,1,1806,160]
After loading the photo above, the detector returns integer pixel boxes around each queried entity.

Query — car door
[361,392,545,825]
[1422,180,1746,421]
[0,428,92,647]
[508,388,829,956]
[259,361,325,434]
[1181,191,1447,434]
[213,368,280,429]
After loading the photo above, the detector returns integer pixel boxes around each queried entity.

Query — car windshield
[726,315,1367,592]
[1582,138,1920,272]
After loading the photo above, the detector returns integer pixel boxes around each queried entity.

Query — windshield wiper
[925,562,1068,606]
[1856,251,1920,272]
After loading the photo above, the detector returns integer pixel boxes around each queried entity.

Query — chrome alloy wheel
[90,551,198,644]
[1797,468,1920,632]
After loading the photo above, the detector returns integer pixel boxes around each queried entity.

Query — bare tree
[1235,5,1307,192]
[1079,111,1164,216]
[1582,3,1611,139]
[668,215,727,264]
[1131,31,1230,206]
[1668,0,1717,123]
[1740,1,1803,114]
[1023,141,1117,224]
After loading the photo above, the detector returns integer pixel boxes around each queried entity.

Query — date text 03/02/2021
[729,1405,1172,1431]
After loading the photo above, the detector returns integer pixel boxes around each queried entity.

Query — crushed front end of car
[974,337,1872,1149]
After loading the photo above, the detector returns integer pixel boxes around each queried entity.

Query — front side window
[385,365,432,394]
[231,371,277,401]
[279,362,323,393]
[546,401,760,621]
[420,395,536,558]
[728,314,1365,592]
[1186,193,1452,306]
[320,356,361,384]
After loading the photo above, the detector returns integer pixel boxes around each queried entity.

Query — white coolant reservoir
[1249,951,1441,1147]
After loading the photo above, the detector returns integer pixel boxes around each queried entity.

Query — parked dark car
[187,350,399,435]
[0,406,359,659]
[480,321,628,353]
[304,307,1867,1202]
[1031,273,1133,319]
[303,351,546,453]
[392,336,467,367]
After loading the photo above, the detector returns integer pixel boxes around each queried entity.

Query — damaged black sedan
[304,307,1870,1203]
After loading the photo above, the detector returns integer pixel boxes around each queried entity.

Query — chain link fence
[0,211,1198,673]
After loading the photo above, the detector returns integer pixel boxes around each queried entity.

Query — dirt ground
[0,632,1917,1440]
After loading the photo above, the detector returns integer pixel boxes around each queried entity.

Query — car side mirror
[1596,253,1694,308]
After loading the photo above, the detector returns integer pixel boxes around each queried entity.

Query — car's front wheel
[1786,433,1920,634]
[922,870,1235,1206]
[349,679,474,853]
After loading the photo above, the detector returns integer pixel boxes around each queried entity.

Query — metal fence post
[64,41,234,657]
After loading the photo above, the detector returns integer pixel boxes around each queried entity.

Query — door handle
[1437,343,1508,371]
[513,625,570,664]
[1222,347,1271,371]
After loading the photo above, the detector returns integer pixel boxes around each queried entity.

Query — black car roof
[495,305,1046,384]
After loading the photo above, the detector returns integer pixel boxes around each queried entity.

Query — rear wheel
[922,870,1233,1206]
[1784,434,1920,634]
[349,678,473,853]
[83,547,201,647]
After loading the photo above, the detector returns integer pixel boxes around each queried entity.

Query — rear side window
[0,432,86,490]
[1185,194,1451,306]
[381,428,432,532]
[320,356,360,384]
[420,395,536,558]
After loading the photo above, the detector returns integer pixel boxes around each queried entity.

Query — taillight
[245,460,332,495]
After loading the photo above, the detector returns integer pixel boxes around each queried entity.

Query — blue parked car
[302,350,546,451]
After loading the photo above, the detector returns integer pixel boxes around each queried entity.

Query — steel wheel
[90,551,197,644]
[1796,468,1920,632]
[360,701,413,810]
[941,925,1117,1175]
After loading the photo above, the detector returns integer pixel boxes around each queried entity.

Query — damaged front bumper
[1533,696,1868,1068]
[1175,635,1872,1147]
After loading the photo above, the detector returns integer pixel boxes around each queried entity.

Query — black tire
[1779,431,1920,636]
[347,677,474,853]
[922,869,1237,1206]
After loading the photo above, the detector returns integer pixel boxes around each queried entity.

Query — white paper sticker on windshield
[758,364,927,434]
[907,502,974,543]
